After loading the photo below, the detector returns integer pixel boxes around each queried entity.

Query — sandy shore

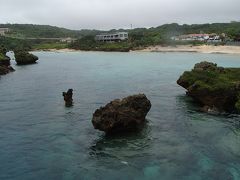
[137,45,240,54]
[36,45,240,54]
[43,48,80,52]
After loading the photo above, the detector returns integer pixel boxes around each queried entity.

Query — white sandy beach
[43,48,81,52]
[137,45,240,54]
[40,45,240,55]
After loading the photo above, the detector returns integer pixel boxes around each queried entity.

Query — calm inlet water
[0,51,239,180]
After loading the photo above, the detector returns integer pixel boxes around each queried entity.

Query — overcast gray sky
[0,0,239,30]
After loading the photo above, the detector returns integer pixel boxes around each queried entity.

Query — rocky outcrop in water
[92,94,151,133]
[0,47,15,75]
[14,50,39,65]
[177,61,240,113]
[63,89,73,107]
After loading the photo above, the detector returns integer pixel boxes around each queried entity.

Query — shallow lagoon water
[0,51,239,180]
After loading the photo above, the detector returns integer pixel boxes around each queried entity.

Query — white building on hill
[95,32,128,42]
[171,33,221,42]
[0,28,9,36]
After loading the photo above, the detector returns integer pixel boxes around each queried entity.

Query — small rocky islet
[0,47,39,77]
[177,61,240,114]
[92,94,151,134]
[14,50,39,65]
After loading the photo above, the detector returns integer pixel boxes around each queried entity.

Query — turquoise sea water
[0,51,239,180]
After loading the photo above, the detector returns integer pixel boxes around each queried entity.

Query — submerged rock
[177,61,240,113]
[14,50,39,65]
[92,94,151,133]
[62,89,73,107]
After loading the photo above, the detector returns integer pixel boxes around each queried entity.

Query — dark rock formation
[62,89,73,107]
[177,61,240,113]
[0,47,15,75]
[0,65,15,75]
[92,94,151,133]
[14,50,38,65]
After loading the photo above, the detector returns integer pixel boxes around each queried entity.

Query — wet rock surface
[92,94,151,133]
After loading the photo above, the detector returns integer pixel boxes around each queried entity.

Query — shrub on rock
[177,61,240,113]
[14,50,38,65]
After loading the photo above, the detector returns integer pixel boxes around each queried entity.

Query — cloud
[0,0,239,30]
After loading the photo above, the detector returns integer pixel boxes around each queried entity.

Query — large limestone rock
[177,61,240,113]
[92,94,151,133]
[14,50,39,65]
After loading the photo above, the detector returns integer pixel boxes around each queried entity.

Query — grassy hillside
[2,22,240,39]
[0,24,102,38]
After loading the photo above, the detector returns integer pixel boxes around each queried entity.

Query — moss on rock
[235,94,240,112]
[14,50,38,65]
[177,61,240,113]
[0,46,14,75]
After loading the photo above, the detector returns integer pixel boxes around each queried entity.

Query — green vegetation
[0,36,32,51]
[128,22,240,45]
[0,36,66,51]
[0,46,9,61]
[69,36,131,51]
[0,53,4,60]
[0,45,12,75]
[33,42,68,50]
[177,62,240,113]
[0,22,240,51]
[0,24,102,38]
[70,22,240,51]
[15,50,38,65]
[2,22,240,40]
[236,95,240,112]
[180,68,240,91]
[98,42,130,52]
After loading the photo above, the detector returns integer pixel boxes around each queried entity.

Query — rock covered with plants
[92,94,151,133]
[177,61,240,113]
[0,46,15,75]
[14,50,39,65]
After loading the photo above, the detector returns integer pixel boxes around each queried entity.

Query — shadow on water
[89,121,152,159]
[15,62,38,66]
[176,95,240,132]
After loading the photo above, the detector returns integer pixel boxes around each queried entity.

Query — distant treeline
[0,24,102,38]
[1,22,240,51]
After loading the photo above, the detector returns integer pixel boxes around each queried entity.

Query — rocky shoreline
[0,48,39,76]
[0,47,15,75]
